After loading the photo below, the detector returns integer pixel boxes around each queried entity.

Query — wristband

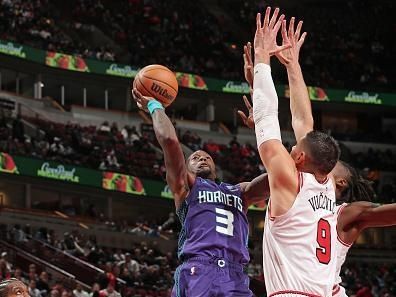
[147,99,164,115]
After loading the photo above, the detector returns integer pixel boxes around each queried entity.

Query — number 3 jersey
[176,177,250,265]
[263,172,338,297]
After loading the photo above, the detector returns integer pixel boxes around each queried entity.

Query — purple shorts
[171,257,253,297]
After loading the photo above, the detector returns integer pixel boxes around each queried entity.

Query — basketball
[133,64,178,107]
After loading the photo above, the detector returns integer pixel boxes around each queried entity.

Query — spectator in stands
[49,138,65,156]
[50,289,60,297]
[13,267,28,284]
[73,283,89,297]
[28,280,42,297]
[36,272,50,295]
[28,264,38,282]
[12,115,24,142]
[99,284,120,297]
[0,260,11,280]
[11,225,27,243]
[99,122,111,134]
[117,253,139,275]
[1,252,12,272]
[89,283,100,297]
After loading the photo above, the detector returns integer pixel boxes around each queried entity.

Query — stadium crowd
[0,112,395,203]
[0,0,116,61]
[1,223,396,297]
[0,0,395,90]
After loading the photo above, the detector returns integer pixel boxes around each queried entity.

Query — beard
[195,167,213,179]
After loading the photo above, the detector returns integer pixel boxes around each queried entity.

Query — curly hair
[339,161,375,203]
[0,278,21,297]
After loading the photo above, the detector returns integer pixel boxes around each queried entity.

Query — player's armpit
[240,173,270,208]
[258,140,298,216]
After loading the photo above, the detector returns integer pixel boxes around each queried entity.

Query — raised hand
[132,88,152,112]
[243,42,254,87]
[254,7,290,64]
[237,90,254,129]
[275,17,307,67]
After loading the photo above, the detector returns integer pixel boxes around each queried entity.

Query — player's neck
[313,173,328,184]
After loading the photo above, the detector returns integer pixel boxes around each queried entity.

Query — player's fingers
[243,52,248,64]
[269,43,292,55]
[281,19,288,45]
[273,14,285,33]
[289,17,295,40]
[263,7,271,28]
[256,13,262,31]
[269,7,280,29]
[297,32,307,48]
[132,87,143,99]
[237,110,248,123]
[242,95,253,110]
[295,20,303,41]
[246,42,253,63]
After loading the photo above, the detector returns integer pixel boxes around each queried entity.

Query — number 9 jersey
[176,177,250,265]
[263,172,338,297]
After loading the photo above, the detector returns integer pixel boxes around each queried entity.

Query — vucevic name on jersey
[176,177,250,265]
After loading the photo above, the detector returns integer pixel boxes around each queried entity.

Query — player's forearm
[286,63,313,140]
[360,203,396,228]
[252,63,281,150]
[152,109,179,149]
[243,173,270,207]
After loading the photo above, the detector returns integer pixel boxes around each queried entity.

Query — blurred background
[0,0,395,296]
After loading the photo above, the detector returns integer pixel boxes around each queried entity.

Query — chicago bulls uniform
[332,203,351,297]
[263,172,338,297]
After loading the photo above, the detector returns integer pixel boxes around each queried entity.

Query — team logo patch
[190,266,196,275]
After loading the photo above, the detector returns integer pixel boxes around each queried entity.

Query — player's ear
[294,151,305,166]
[335,177,348,191]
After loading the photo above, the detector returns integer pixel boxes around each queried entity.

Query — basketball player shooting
[252,7,341,297]
[241,13,396,297]
[132,82,276,295]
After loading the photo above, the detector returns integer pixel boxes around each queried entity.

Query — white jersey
[332,203,351,297]
[263,172,338,297]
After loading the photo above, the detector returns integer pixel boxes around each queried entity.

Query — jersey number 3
[316,218,331,264]
[215,208,234,236]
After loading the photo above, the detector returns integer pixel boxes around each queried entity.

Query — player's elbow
[158,134,179,147]
[292,116,313,129]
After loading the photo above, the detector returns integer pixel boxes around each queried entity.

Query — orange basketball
[133,64,178,107]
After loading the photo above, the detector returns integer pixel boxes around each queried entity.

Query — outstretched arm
[253,8,298,217]
[240,174,270,208]
[132,88,192,209]
[338,202,396,243]
[342,202,396,229]
[276,18,312,141]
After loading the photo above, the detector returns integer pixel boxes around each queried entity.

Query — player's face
[6,282,30,297]
[330,161,349,200]
[188,151,216,179]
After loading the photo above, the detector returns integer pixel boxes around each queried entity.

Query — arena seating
[1,0,394,90]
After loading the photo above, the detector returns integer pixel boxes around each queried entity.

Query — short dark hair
[0,279,21,297]
[339,161,375,203]
[303,131,340,175]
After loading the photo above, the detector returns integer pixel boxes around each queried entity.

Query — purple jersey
[176,177,250,265]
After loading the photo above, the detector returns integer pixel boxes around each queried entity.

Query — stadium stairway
[0,237,93,290]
